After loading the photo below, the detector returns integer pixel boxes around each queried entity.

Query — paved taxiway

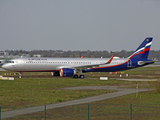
[0,68,5,71]
[1,86,154,119]
[116,78,158,81]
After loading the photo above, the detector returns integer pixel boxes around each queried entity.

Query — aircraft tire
[73,75,78,78]
[79,75,85,79]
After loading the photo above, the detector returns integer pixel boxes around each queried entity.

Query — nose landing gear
[19,72,22,78]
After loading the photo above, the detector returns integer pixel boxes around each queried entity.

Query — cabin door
[127,59,132,67]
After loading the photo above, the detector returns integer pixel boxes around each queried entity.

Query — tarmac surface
[0,68,5,71]
[116,78,158,81]
[1,86,154,119]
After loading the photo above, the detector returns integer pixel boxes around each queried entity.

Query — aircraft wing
[73,55,115,70]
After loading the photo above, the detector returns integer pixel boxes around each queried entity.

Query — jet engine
[60,68,76,77]
[54,71,60,76]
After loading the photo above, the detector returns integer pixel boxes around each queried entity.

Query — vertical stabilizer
[129,37,153,59]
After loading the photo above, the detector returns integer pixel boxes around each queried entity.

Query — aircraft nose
[2,64,11,71]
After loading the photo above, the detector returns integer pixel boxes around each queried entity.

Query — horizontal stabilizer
[138,60,154,65]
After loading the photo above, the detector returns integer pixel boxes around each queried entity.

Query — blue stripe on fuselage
[83,58,154,73]
[83,60,129,72]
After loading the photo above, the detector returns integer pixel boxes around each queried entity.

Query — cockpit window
[7,61,14,63]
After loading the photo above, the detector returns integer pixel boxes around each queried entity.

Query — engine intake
[60,68,76,77]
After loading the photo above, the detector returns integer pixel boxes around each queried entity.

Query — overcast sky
[0,0,160,52]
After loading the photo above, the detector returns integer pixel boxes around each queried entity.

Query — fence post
[45,105,46,120]
[88,104,90,120]
[0,106,1,120]
[130,104,132,120]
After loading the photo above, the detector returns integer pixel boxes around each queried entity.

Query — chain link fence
[1,104,160,120]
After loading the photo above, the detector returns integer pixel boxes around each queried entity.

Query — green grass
[0,77,156,112]
[125,66,160,75]
[0,66,160,110]
[1,66,160,119]
[94,90,160,104]
[16,91,160,120]
[0,78,117,111]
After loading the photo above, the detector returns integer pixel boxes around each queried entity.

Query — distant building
[0,51,9,58]
[21,54,30,58]
[33,54,43,57]
[0,51,21,58]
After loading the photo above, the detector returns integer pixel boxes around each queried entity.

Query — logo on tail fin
[129,38,153,59]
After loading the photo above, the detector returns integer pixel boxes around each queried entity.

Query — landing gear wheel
[79,75,85,79]
[19,72,22,79]
[73,75,78,78]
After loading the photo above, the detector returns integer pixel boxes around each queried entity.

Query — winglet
[106,55,115,64]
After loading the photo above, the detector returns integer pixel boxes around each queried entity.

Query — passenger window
[7,61,14,63]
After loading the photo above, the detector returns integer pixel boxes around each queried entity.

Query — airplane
[2,37,154,79]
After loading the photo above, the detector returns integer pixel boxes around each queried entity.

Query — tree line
[4,49,160,61]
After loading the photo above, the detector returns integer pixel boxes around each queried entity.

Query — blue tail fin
[129,37,153,59]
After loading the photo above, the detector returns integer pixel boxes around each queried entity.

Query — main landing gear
[73,74,85,79]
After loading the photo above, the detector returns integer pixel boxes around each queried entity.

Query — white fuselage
[2,57,127,72]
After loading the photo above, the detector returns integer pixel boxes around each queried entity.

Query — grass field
[0,78,118,111]
[1,66,160,119]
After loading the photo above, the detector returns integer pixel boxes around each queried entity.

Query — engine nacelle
[60,68,76,77]
[51,71,60,76]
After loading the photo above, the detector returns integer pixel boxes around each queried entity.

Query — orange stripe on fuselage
[91,60,129,70]
[61,68,64,77]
